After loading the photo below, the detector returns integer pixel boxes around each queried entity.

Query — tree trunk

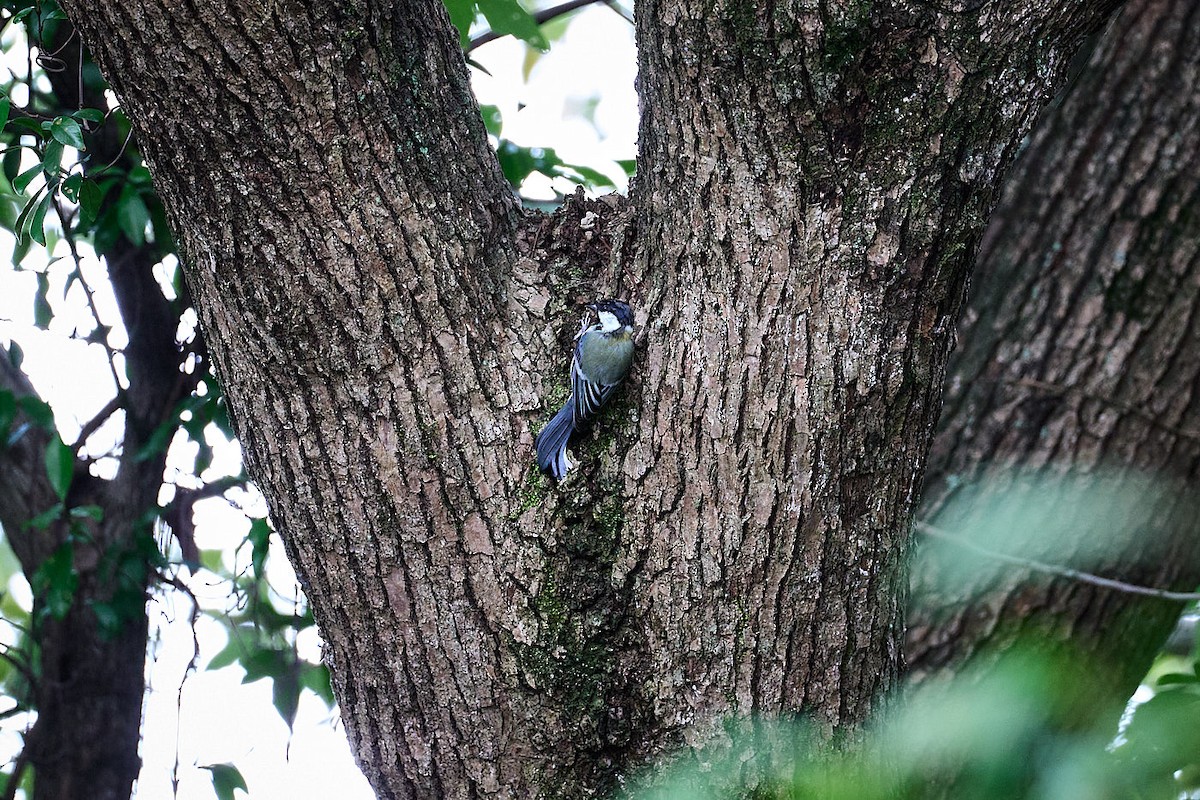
[907,0,1200,711]
[0,28,190,798]
[61,1,1119,797]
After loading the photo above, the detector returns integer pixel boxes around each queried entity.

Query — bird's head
[587,299,634,332]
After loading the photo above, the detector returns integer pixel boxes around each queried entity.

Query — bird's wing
[570,354,618,427]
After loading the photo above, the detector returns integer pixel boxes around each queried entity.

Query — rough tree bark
[0,29,196,800]
[60,1,1119,797]
[907,0,1200,711]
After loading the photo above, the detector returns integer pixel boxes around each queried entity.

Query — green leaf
[41,139,64,177]
[1156,672,1199,687]
[201,764,248,800]
[477,0,549,51]
[69,504,103,521]
[71,108,105,124]
[17,395,54,430]
[240,646,288,684]
[60,172,82,203]
[299,661,335,706]
[8,117,44,136]
[78,179,103,230]
[561,163,616,189]
[27,191,54,247]
[272,667,301,731]
[0,98,10,134]
[7,343,22,371]
[247,518,271,580]
[206,635,248,671]
[479,104,503,137]
[25,502,64,530]
[31,542,77,619]
[48,116,85,149]
[117,186,150,245]
[442,0,477,46]
[44,435,73,501]
[617,158,637,177]
[12,166,40,195]
[3,148,22,184]
[33,272,51,328]
[0,390,14,442]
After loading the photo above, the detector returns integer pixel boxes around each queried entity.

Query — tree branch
[915,521,1200,603]
[467,0,612,52]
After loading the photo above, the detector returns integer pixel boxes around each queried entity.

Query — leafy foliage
[443,0,548,50]
[632,644,1200,800]
[0,0,334,792]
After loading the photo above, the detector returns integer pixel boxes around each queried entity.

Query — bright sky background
[0,5,637,799]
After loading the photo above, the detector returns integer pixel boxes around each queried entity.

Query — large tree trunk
[907,0,1200,710]
[62,1,1119,797]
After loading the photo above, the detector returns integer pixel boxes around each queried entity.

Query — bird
[535,299,635,480]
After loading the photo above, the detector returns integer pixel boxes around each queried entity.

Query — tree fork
[62,1,1121,796]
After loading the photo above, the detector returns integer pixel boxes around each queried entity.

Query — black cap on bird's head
[587,299,634,328]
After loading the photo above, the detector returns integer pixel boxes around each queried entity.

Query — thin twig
[53,197,125,391]
[1,746,28,800]
[604,0,633,23]
[467,0,609,52]
[90,125,135,176]
[157,572,201,799]
[73,395,122,451]
[0,647,36,688]
[915,520,1200,602]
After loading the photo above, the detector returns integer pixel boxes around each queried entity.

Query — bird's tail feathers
[535,402,575,480]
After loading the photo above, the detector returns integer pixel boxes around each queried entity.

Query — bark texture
[61,0,1119,797]
[907,0,1200,708]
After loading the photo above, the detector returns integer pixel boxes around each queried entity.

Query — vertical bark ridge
[626,0,1121,772]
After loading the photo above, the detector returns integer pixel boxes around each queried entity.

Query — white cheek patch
[597,311,621,332]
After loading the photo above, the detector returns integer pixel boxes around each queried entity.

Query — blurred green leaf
[272,666,301,731]
[44,434,73,501]
[71,108,105,124]
[299,662,334,706]
[25,502,64,531]
[495,139,615,191]
[240,646,289,684]
[33,271,51,328]
[477,0,548,51]
[0,390,14,442]
[78,179,103,230]
[0,98,10,134]
[17,395,54,430]
[479,104,503,137]
[117,186,150,245]
[31,542,77,619]
[247,518,271,580]
[201,763,248,800]
[442,0,477,46]
[70,504,104,521]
